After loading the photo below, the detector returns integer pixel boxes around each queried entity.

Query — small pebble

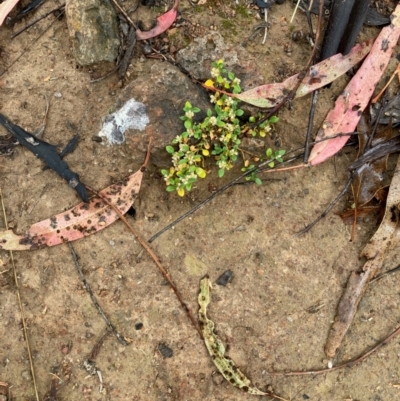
[21,370,32,381]
[158,343,173,358]
[216,270,233,286]
[109,240,115,246]
[135,322,143,330]
[54,92,62,98]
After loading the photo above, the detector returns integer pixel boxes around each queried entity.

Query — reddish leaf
[136,0,179,40]
[0,168,144,251]
[308,4,400,166]
[235,41,372,108]
[0,0,21,25]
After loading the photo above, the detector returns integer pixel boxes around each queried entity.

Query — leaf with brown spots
[198,277,287,401]
[0,163,147,251]
[309,4,400,165]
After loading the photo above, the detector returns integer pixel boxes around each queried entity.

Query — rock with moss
[66,0,120,66]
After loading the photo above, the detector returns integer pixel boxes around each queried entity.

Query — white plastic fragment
[98,98,149,145]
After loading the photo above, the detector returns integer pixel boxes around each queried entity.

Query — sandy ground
[1,1,400,400]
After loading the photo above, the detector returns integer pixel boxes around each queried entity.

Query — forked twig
[0,188,40,401]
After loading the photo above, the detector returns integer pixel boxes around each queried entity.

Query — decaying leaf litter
[2,0,395,394]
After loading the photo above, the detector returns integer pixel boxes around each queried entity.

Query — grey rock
[66,0,120,66]
[99,61,211,166]
[176,32,264,90]
[21,370,32,381]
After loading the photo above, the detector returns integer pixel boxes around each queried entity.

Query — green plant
[161,60,284,196]
[241,148,286,185]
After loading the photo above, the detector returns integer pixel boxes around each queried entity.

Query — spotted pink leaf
[308,4,400,166]
[136,0,179,40]
[0,168,145,251]
[235,41,373,108]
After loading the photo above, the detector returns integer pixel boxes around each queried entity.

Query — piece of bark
[0,113,88,202]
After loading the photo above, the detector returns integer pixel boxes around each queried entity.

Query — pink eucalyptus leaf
[0,169,144,251]
[0,0,21,25]
[308,4,400,166]
[136,0,179,40]
[235,41,373,108]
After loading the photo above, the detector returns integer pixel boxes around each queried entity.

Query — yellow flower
[204,79,214,88]
[202,149,210,156]
[177,187,185,197]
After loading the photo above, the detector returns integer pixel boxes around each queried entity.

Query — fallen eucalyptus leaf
[0,0,21,25]
[136,0,179,40]
[308,3,400,165]
[0,167,145,251]
[235,41,372,108]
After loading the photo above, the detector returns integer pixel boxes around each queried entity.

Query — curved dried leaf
[0,169,144,251]
[309,4,400,165]
[235,41,372,108]
[199,277,280,398]
[136,0,179,40]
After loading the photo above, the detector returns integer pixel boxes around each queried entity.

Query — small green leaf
[228,71,235,80]
[255,178,262,185]
[218,169,225,178]
[184,120,192,129]
[269,116,279,123]
[161,169,168,176]
[235,109,244,116]
[166,186,176,192]
[268,161,275,168]
[266,148,273,157]
[166,145,175,154]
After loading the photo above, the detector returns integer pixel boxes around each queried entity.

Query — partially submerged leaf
[235,41,372,108]
[309,4,400,165]
[0,0,21,26]
[0,168,144,251]
[136,0,179,40]
[325,155,400,359]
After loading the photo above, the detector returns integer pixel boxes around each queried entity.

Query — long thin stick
[0,188,40,401]
[266,322,400,377]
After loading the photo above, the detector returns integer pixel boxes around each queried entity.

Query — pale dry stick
[266,322,400,377]
[0,188,40,401]
[110,0,138,29]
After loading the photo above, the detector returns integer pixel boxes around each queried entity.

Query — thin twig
[303,90,318,163]
[266,323,400,376]
[1,11,64,77]
[83,140,202,338]
[0,188,40,401]
[68,242,129,345]
[11,4,66,39]
[295,176,352,235]
[110,0,138,29]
